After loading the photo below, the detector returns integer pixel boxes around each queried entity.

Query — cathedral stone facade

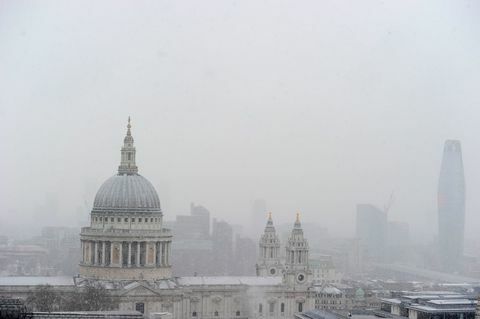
[1,119,317,319]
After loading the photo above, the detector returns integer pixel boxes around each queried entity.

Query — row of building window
[316,300,342,304]
[315,294,343,298]
[93,216,160,223]
[192,311,241,317]
[258,302,301,313]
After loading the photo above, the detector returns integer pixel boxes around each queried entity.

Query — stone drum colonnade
[81,239,171,268]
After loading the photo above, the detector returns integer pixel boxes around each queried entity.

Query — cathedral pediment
[121,282,160,297]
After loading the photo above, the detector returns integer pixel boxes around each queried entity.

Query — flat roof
[177,276,282,286]
[428,299,476,305]
[0,276,74,286]
[379,298,402,305]
[407,305,475,313]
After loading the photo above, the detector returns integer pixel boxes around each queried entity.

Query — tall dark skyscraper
[438,140,466,273]
[356,204,387,262]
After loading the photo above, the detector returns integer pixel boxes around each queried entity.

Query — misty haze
[1,1,480,319]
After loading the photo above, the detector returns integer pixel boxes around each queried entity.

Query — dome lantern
[118,116,138,175]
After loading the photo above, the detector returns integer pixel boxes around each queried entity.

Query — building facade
[438,140,466,273]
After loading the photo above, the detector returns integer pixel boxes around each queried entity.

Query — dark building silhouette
[438,140,466,273]
[356,204,387,262]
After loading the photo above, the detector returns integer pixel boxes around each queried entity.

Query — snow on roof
[0,276,74,286]
[428,299,476,305]
[312,286,342,294]
[178,276,282,286]
[380,298,402,304]
[407,305,476,313]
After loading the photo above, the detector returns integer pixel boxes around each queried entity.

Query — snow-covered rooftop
[177,276,282,286]
[0,276,74,286]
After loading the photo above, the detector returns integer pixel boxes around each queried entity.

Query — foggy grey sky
[1,0,480,241]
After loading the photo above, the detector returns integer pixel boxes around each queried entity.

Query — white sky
[1,0,479,241]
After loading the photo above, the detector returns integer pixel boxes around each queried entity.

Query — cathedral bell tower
[256,213,283,276]
[118,116,138,175]
[284,213,312,286]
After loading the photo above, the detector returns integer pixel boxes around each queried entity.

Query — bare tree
[62,281,118,311]
[26,285,61,312]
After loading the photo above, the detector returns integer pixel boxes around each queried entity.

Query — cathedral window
[135,303,145,314]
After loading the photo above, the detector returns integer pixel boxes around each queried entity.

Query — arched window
[214,311,219,317]
[236,311,240,316]
[192,312,197,317]
[259,303,263,313]
[298,302,303,312]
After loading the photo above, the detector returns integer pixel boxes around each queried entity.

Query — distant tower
[284,214,312,286]
[438,140,465,273]
[356,204,387,262]
[256,213,283,277]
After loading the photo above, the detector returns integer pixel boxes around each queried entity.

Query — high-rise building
[438,140,466,273]
[211,218,234,275]
[356,204,387,262]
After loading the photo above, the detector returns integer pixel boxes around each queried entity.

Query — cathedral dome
[91,117,161,215]
[92,173,161,214]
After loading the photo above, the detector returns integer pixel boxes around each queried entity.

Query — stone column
[102,241,106,265]
[94,241,98,265]
[152,242,156,267]
[110,241,114,266]
[136,241,141,266]
[166,242,170,266]
[119,242,123,267]
[128,242,132,267]
[80,240,84,263]
[161,242,165,266]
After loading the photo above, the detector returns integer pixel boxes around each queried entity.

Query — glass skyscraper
[438,140,465,273]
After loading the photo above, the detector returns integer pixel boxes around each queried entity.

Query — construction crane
[383,191,395,215]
